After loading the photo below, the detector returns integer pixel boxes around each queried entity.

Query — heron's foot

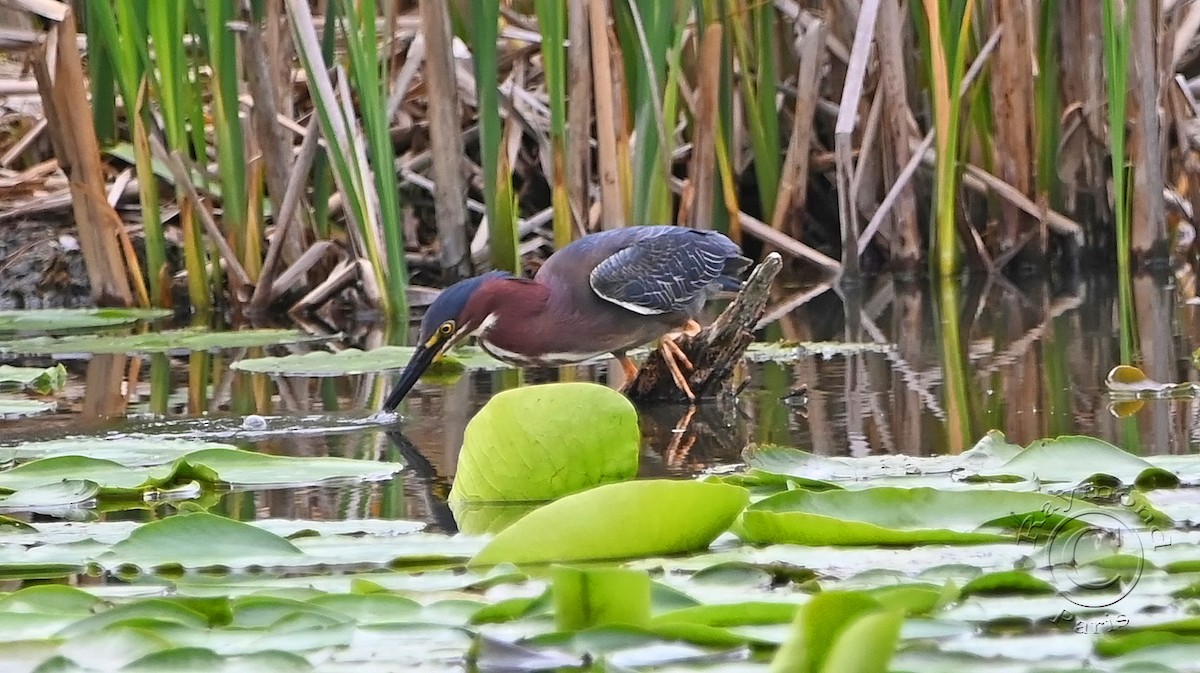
[659,338,696,401]
[660,337,694,372]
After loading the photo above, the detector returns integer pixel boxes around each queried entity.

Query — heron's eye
[438,321,455,336]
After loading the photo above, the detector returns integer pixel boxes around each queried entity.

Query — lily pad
[969,435,1180,489]
[0,308,170,334]
[0,328,323,355]
[769,590,903,673]
[450,382,640,502]
[105,512,305,568]
[0,480,99,512]
[735,487,1108,546]
[0,397,55,418]
[230,344,509,376]
[0,364,66,394]
[0,437,235,465]
[0,447,403,500]
[470,480,749,566]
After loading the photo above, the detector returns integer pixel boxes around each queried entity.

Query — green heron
[382,225,750,410]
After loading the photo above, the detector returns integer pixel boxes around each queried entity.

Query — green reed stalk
[84,5,116,144]
[342,0,408,317]
[1102,0,1135,362]
[534,0,572,248]
[310,0,340,240]
[614,0,675,225]
[469,0,520,273]
[1035,0,1060,203]
[146,0,210,311]
[727,0,781,221]
[921,0,975,276]
[202,0,249,266]
[90,1,167,304]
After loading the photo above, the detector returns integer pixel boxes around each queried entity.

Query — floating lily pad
[0,364,66,394]
[0,437,235,465]
[0,447,403,503]
[470,480,749,566]
[230,344,510,376]
[0,516,483,576]
[106,512,305,568]
[450,382,640,503]
[968,435,1180,489]
[0,480,98,512]
[0,308,171,334]
[768,590,903,673]
[735,487,1109,547]
[0,328,323,355]
[0,396,56,418]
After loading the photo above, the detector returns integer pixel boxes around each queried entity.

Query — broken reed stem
[419,0,472,281]
[31,5,135,307]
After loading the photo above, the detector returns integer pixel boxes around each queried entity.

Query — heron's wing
[588,228,746,315]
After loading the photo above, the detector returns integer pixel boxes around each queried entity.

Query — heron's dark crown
[419,270,513,340]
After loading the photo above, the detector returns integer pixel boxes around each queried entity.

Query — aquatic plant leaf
[0,308,170,334]
[969,435,1179,488]
[0,397,55,418]
[0,456,178,492]
[554,566,651,631]
[0,437,236,465]
[769,591,902,673]
[736,487,1098,546]
[450,383,640,502]
[0,448,402,498]
[124,648,313,673]
[470,480,749,566]
[172,448,403,488]
[47,625,175,671]
[0,479,99,511]
[229,344,509,375]
[0,328,322,355]
[103,513,304,569]
[959,570,1056,598]
[0,585,103,615]
[653,601,800,628]
[0,519,480,576]
[0,364,66,394]
[735,432,1030,493]
[448,501,536,535]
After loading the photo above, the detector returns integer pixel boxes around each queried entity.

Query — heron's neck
[477,277,553,326]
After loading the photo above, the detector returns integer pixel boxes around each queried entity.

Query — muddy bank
[0,219,92,309]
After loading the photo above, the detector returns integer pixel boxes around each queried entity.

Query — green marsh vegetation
[0,0,1191,325]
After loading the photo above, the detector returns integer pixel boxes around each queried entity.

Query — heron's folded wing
[588,229,741,315]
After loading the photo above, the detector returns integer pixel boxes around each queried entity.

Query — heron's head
[382,271,511,411]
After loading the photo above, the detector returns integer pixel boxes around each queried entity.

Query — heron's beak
[382,340,442,412]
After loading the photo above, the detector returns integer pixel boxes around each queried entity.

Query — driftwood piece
[626,252,783,404]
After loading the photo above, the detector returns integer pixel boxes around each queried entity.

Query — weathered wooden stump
[625,252,783,404]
